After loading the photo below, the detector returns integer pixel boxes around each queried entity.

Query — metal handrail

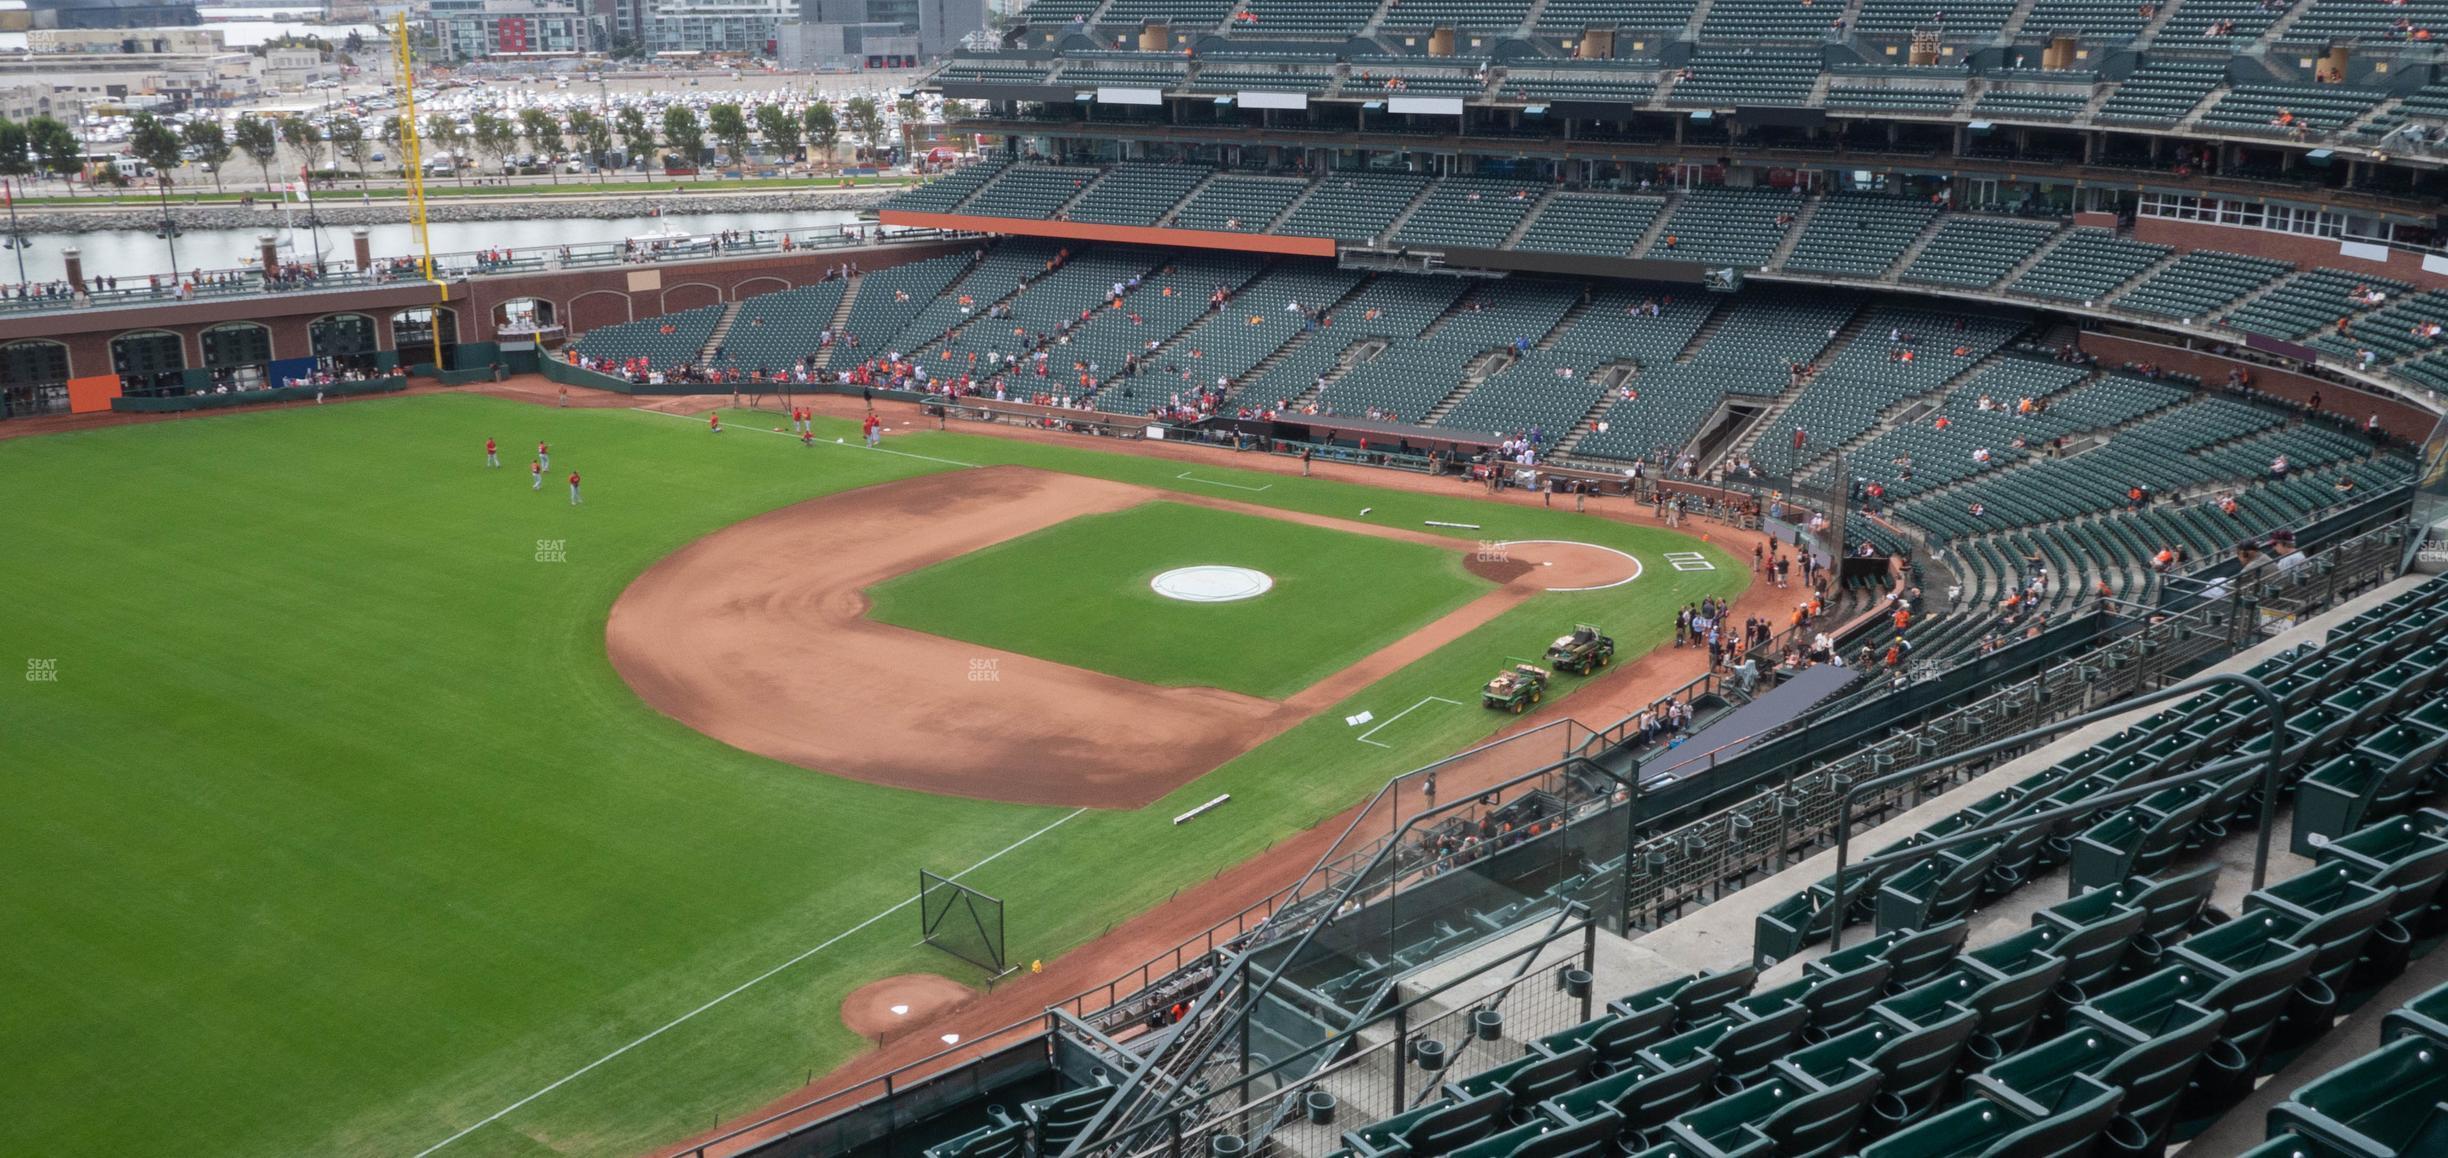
[1826,670,2282,951]
[1056,749,1622,1156]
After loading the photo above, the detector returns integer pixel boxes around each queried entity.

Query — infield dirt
[605,465,1637,809]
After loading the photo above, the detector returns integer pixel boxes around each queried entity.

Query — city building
[641,0,793,56]
[25,26,227,54]
[428,0,599,61]
[776,0,980,67]
[24,0,200,28]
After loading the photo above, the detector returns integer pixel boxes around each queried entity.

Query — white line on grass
[1357,696,1465,748]
[413,807,1087,1157]
[1174,471,1272,493]
[629,406,982,469]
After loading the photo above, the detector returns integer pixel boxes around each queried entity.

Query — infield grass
[0,396,1745,1158]
[866,501,1489,698]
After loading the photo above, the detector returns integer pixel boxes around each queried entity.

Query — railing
[1611,516,2412,934]
[1100,914,1604,1158]
[0,226,980,318]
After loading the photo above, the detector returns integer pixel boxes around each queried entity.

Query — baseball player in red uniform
[485,438,499,468]
[801,425,815,448]
[568,469,582,505]
[862,411,881,448]
[537,441,550,471]
[709,411,722,435]
[531,459,543,491]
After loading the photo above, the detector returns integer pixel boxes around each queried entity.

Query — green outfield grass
[0,396,1745,1157]
[867,501,1489,698]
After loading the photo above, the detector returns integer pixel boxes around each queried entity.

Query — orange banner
[66,373,121,414]
[878,211,1339,258]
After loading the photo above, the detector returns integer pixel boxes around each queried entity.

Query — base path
[606,466,1634,809]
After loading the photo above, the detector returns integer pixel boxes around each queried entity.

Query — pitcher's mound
[842,973,978,1038]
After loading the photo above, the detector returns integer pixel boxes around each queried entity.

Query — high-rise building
[429,0,600,60]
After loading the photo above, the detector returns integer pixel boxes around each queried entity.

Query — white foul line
[411,807,1087,1157]
[1357,696,1465,748]
[629,406,982,469]
[1492,540,1646,592]
[1174,471,1273,492]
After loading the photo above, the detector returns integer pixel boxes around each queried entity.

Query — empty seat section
[2278,0,2448,45]
[1666,49,1823,106]
[1545,286,1716,366]
[2153,0,2290,47]
[1376,0,1532,29]
[1826,84,1966,114]
[829,253,974,361]
[1057,164,1208,227]
[2200,84,2391,136]
[1392,178,1547,249]
[1500,73,1659,105]
[1646,187,1803,269]
[1754,308,2029,475]
[2095,60,2228,126]
[1515,193,1665,258]
[1278,171,1432,243]
[969,164,1106,220]
[2023,0,2151,40]
[2008,230,2171,303]
[881,158,1010,213]
[1854,0,2016,37]
[1969,88,2091,120]
[711,281,848,372]
[1700,0,1846,39]
[1100,0,1235,27]
[2113,249,2292,320]
[2224,269,2410,341]
[1171,173,1308,232]
[1781,194,1941,277]
[1435,351,1609,440]
[570,301,727,369]
[1235,0,1380,36]
[1900,216,2062,288]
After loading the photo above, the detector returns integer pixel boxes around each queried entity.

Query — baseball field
[0,393,1745,1156]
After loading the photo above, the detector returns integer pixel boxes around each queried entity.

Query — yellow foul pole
[394,13,444,369]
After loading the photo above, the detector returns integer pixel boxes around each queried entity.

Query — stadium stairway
[1712,306,1879,468]
[825,275,860,338]
[1548,366,1638,458]
[1992,228,2082,292]
[1498,188,1563,250]
[697,301,744,365]
[1764,197,1826,270]
[1266,179,1330,234]
[1154,169,1225,227]
[1998,0,2044,40]
[1371,184,1441,249]
[1630,197,1681,263]
[1286,338,1389,411]
[1873,213,1959,285]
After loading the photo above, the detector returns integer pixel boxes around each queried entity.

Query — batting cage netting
[919,870,1007,975]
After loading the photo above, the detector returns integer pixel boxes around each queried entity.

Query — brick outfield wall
[2133,216,2448,295]
[2078,331,2438,443]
